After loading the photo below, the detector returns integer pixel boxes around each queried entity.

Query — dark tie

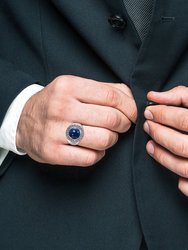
[123,0,154,41]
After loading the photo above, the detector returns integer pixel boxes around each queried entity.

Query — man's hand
[144,86,188,197]
[16,75,137,167]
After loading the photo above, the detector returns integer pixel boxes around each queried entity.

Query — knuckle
[47,92,72,119]
[105,89,119,106]
[104,111,120,130]
[53,75,63,83]
[130,108,137,123]
[53,75,73,92]
[99,132,116,149]
[176,85,186,91]
[122,120,131,133]
[116,83,128,91]
[179,165,188,178]
[155,150,166,166]
[150,127,158,141]
[150,106,166,123]
[83,152,100,167]
[179,116,188,131]
[99,134,111,149]
[157,108,165,123]
[173,140,188,157]
[53,75,64,89]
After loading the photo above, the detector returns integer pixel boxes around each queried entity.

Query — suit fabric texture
[0,0,188,249]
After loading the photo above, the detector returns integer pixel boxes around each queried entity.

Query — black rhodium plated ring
[66,123,84,145]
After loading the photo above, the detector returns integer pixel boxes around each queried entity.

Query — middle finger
[145,105,188,132]
[144,120,188,158]
[63,102,131,133]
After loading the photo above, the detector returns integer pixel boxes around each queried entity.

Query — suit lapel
[50,0,140,83]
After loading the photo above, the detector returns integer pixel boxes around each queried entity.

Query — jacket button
[108,15,126,31]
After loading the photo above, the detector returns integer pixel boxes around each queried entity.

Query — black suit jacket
[0,0,188,249]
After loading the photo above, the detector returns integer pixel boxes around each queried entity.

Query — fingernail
[144,121,150,134]
[147,141,155,155]
[146,101,158,106]
[144,109,153,120]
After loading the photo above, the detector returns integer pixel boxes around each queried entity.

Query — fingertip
[178,178,188,197]
[144,109,153,120]
[144,121,150,134]
[146,140,155,156]
[147,91,162,102]
[147,90,156,98]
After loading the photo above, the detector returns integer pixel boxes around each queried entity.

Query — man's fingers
[38,144,105,167]
[178,178,188,197]
[107,83,134,98]
[145,105,188,132]
[146,85,188,197]
[56,76,137,123]
[78,83,137,123]
[147,140,188,197]
[144,120,188,158]
[61,103,131,133]
[146,140,188,179]
[55,146,105,167]
[147,85,188,107]
[61,76,121,106]
[110,83,137,123]
[78,126,118,150]
[51,123,119,151]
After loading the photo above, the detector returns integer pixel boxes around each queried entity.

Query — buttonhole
[161,16,175,22]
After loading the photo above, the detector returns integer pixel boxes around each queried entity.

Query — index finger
[73,78,137,123]
[147,86,188,107]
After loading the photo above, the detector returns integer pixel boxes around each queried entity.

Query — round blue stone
[69,127,81,140]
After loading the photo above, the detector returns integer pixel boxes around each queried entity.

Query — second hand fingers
[144,120,188,158]
[145,105,188,132]
[146,140,188,179]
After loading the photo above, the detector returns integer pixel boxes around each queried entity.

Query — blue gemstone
[69,127,81,140]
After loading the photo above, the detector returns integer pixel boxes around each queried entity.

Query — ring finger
[51,122,119,151]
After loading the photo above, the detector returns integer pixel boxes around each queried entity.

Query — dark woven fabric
[123,0,154,40]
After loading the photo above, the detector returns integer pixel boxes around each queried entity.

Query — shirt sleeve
[0,84,44,165]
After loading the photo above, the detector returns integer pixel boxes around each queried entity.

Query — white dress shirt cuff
[0,84,44,157]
